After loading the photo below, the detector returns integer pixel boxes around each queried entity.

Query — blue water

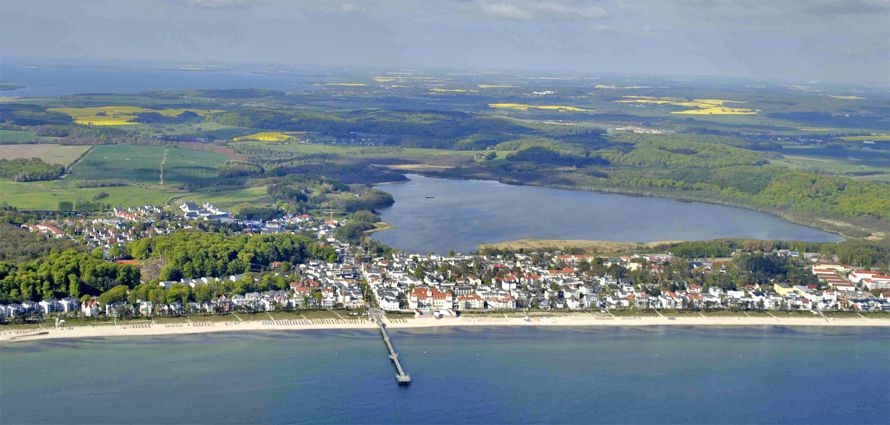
[1,327,887,424]
[374,175,842,254]
[0,60,320,97]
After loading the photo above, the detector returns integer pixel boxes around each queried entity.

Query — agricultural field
[0,144,243,210]
[0,179,178,210]
[0,144,90,165]
[47,106,221,126]
[161,147,230,186]
[233,131,306,142]
[67,144,228,186]
[840,135,890,142]
[771,154,890,182]
[430,88,479,93]
[0,129,36,143]
[178,185,271,209]
[616,96,758,115]
[488,103,592,112]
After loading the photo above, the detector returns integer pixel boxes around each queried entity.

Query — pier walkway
[372,309,411,385]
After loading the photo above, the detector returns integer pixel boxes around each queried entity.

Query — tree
[98,285,128,306]
[166,283,190,305]
[67,274,79,299]
[194,284,213,304]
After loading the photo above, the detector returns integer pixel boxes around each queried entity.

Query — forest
[668,238,890,268]
[128,230,339,281]
[0,249,140,304]
[0,158,64,181]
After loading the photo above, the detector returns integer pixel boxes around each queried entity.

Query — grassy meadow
[0,129,37,144]
[0,179,179,210]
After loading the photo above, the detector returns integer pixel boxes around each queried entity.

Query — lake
[373,175,841,254]
[1,327,888,424]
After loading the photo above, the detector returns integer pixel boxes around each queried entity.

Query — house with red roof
[408,287,453,310]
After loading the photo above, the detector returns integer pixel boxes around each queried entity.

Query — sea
[1,326,888,424]
[374,175,841,254]
[0,59,320,97]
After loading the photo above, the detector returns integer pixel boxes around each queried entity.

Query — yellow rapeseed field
[489,103,592,112]
[594,84,648,89]
[829,95,866,100]
[840,134,890,141]
[430,88,479,93]
[477,84,515,89]
[233,131,306,142]
[800,127,835,132]
[616,96,758,115]
[49,106,220,126]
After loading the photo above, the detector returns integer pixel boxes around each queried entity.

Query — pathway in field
[60,145,94,179]
[159,148,168,185]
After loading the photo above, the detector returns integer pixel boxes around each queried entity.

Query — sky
[1,0,889,83]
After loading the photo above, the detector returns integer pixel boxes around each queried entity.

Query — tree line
[0,158,64,181]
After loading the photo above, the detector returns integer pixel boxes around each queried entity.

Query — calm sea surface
[373,175,841,254]
[1,327,887,424]
[0,60,318,96]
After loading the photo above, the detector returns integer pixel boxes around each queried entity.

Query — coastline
[3,315,889,343]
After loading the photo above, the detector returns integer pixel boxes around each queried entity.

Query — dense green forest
[668,238,890,268]
[128,230,339,281]
[0,158,64,181]
[0,104,73,126]
[0,223,81,263]
[265,174,394,213]
[0,250,140,303]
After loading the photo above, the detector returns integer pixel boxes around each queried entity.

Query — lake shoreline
[373,174,842,254]
[3,315,888,343]
[403,171,865,240]
[479,238,685,253]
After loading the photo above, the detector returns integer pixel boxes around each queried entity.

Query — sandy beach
[2,314,888,343]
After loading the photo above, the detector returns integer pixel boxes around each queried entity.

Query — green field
[0,179,179,210]
[0,129,36,144]
[67,145,228,186]
[0,144,236,210]
[771,154,890,182]
[0,144,90,165]
[174,185,271,208]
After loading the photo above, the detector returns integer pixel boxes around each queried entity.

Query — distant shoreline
[3,315,888,343]
[479,239,684,253]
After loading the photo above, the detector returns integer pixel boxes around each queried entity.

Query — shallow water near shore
[373,175,841,254]
[2,326,887,424]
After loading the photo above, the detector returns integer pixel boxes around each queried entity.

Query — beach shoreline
[3,315,888,343]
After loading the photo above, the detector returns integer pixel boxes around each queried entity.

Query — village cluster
[364,252,890,314]
[6,203,890,321]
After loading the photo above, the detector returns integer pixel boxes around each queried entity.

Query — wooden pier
[372,309,411,385]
